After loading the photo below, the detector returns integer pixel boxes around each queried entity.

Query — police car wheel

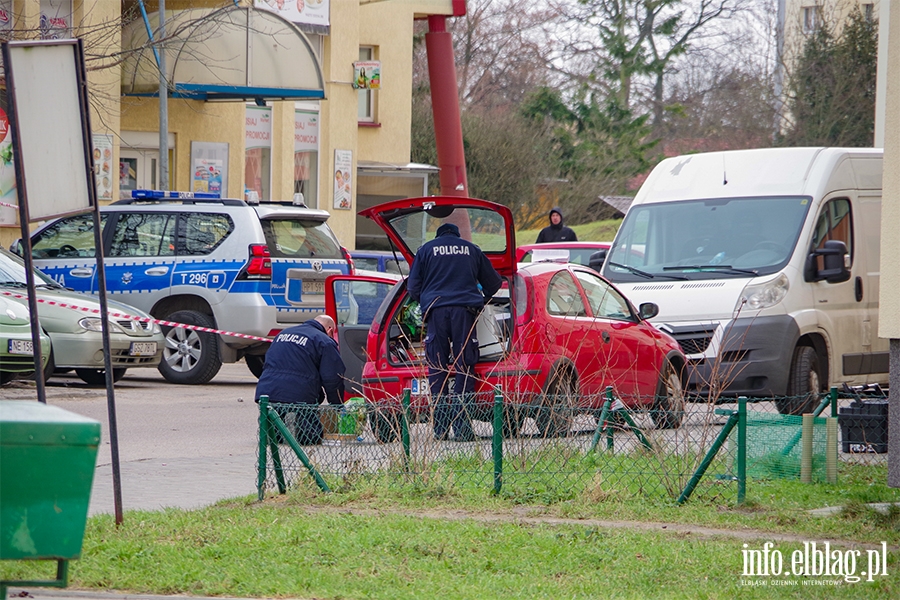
[159,310,222,385]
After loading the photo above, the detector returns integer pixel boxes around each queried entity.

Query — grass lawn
[2,463,898,599]
[516,219,622,246]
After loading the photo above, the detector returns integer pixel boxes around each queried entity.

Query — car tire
[370,411,398,444]
[158,310,222,385]
[651,361,685,430]
[246,355,265,379]
[777,346,823,416]
[0,372,15,385]
[75,367,127,386]
[42,347,56,384]
[537,368,577,438]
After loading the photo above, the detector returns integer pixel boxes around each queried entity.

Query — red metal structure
[424,4,469,198]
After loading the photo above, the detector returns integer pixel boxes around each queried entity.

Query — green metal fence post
[401,389,411,465]
[605,387,616,451]
[737,397,746,505]
[266,407,330,492]
[590,394,613,453]
[677,410,740,504]
[492,387,503,495]
[267,417,287,494]
[830,386,838,418]
[616,408,654,452]
[257,396,269,501]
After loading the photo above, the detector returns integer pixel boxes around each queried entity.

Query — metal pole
[425,15,468,197]
[158,0,168,190]
[677,410,739,504]
[737,397,746,504]
[826,417,838,484]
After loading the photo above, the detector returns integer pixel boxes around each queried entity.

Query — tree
[782,8,877,147]
[556,0,744,128]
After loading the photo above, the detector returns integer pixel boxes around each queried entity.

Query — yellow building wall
[783,1,881,72]
[120,97,245,198]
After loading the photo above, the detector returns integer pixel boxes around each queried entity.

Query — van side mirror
[639,302,659,320]
[805,240,851,283]
[588,249,607,270]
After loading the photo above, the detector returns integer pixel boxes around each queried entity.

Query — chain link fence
[257,387,887,505]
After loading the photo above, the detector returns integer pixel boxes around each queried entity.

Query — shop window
[40,0,71,39]
[294,108,319,207]
[245,105,272,201]
[802,6,819,34]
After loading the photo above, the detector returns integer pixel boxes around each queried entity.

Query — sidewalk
[87,453,259,516]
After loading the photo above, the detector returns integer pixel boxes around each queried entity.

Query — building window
[40,0,71,39]
[0,0,13,35]
[802,6,819,34]
[245,105,272,201]
[358,46,376,123]
[863,3,874,21]
[294,108,320,208]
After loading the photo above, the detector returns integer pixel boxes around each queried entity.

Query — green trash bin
[0,401,101,598]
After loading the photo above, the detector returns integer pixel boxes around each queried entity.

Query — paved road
[2,363,262,516]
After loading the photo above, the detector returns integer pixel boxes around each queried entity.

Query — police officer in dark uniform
[255,315,345,445]
[407,223,503,441]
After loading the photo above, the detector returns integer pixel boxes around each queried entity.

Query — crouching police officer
[407,222,503,441]
[255,314,345,445]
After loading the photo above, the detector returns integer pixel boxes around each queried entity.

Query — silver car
[0,248,164,385]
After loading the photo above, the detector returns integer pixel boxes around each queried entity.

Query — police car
[17,190,352,384]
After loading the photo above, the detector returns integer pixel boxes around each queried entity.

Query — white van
[601,147,887,415]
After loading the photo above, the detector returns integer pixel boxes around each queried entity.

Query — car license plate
[129,342,158,356]
[8,339,34,355]
[410,377,430,396]
[302,281,325,294]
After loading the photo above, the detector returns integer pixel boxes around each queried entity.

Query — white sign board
[5,41,91,221]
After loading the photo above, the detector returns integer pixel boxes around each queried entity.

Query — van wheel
[159,310,222,385]
[651,361,685,429]
[370,411,399,443]
[778,346,823,415]
[76,368,127,386]
[537,368,577,437]
[246,355,265,379]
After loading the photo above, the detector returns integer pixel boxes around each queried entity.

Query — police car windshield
[262,219,342,258]
[386,207,508,256]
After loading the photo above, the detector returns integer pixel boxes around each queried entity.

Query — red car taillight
[246,244,272,278]
[514,273,533,326]
[341,246,356,275]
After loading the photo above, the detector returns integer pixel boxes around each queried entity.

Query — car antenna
[722,154,728,185]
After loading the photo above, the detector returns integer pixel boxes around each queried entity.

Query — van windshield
[603,196,812,282]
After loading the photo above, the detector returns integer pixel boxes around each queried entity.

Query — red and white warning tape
[0,200,17,210]
[0,289,273,343]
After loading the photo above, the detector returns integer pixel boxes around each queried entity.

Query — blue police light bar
[131,190,221,199]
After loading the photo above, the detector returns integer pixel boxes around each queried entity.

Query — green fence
[257,388,865,506]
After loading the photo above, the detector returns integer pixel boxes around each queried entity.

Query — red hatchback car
[325,197,685,442]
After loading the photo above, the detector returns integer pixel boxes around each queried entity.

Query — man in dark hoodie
[407,222,503,441]
[535,207,578,243]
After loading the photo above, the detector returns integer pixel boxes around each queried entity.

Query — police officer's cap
[436,223,460,237]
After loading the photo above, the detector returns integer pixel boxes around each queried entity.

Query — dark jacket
[255,319,345,405]
[407,223,503,313]
[535,207,578,243]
